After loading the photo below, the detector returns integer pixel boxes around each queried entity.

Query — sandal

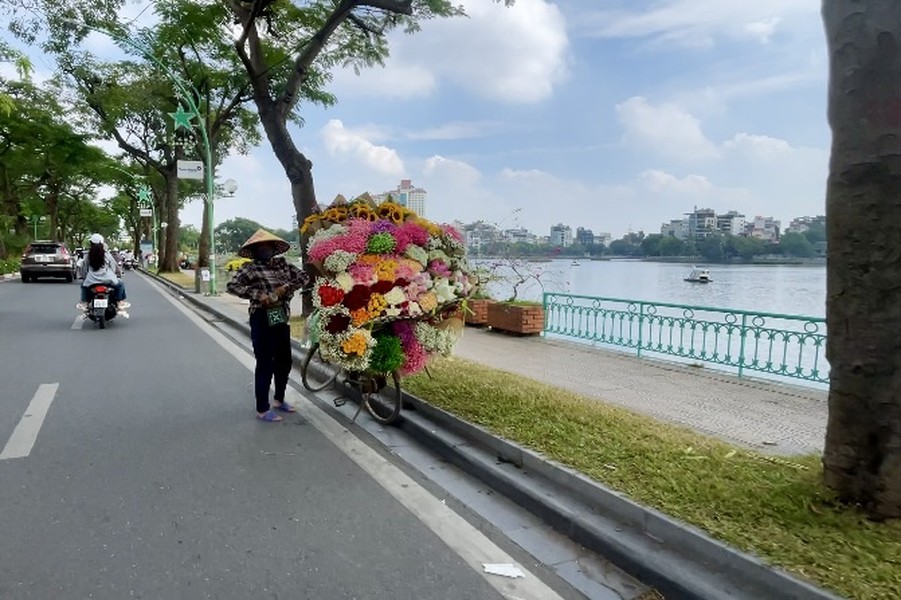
[257,410,283,422]
[272,401,297,413]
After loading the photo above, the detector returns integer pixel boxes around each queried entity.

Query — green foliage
[215,217,266,253]
[658,236,685,256]
[369,333,405,374]
[0,258,21,275]
[779,232,815,258]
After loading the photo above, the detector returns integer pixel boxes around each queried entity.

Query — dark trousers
[249,310,292,413]
[81,282,126,302]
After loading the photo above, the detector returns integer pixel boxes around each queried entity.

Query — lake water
[481,259,826,318]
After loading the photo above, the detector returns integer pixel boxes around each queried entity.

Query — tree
[227,1,508,242]
[640,234,662,257]
[696,234,724,262]
[779,232,815,258]
[658,236,685,257]
[215,217,265,254]
[822,1,901,519]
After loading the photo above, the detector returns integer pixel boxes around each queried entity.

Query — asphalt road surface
[0,273,569,600]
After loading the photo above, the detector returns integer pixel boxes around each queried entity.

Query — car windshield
[29,244,60,254]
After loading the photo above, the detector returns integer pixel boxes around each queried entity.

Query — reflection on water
[481,259,826,318]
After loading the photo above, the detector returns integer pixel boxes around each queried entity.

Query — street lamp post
[31,215,46,240]
[67,19,218,294]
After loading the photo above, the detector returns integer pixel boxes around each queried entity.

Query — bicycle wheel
[363,370,403,425]
[301,342,340,392]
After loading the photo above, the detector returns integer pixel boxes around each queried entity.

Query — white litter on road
[482,563,525,578]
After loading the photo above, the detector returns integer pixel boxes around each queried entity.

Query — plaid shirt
[226,257,310,315]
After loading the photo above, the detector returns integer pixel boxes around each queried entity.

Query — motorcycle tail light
[95,286,107,293]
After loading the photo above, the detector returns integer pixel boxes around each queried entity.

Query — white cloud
[616,96,719,161]
[639,170,713,195]
[330,0,569,103]
[743,18,781,44]
[320,119,405,176]
[581,0,814,47]
[723,133,792,160]
[422,155,481,185]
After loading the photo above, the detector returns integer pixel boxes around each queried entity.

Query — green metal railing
[543,293,828,384]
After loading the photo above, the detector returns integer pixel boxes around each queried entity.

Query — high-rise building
[717,210,746,236]
[375,179,428,217]
[550,223,573,247]
[686,207,718,238]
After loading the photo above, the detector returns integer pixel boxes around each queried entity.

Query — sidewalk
[193,281,827,456]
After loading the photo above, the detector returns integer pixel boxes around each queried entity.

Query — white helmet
[89,233,104,245]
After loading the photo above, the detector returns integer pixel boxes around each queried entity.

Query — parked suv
[20,241,76,283]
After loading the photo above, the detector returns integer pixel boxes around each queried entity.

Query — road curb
[142,269,844,600]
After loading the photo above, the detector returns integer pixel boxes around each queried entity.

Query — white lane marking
[147,277,564,600]
[71,315,84,330]
[1,384,60,461]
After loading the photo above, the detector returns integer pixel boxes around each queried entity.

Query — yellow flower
[419,292,438,313]
[342,332,369,356]
[368,293,388,315]
[376,259,398,281]
[414,217,442,237]
[300,215,320,234]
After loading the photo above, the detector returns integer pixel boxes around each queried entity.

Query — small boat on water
[571,259,580,266]
[685,266,712,283]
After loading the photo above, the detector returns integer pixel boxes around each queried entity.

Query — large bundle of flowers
[302,196,475,376]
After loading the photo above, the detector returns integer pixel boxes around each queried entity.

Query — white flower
[404,245,428,266]
[407,302,423,317]
[335,272,355,292]
[324,250,358,273]
[433,280,456,303]
[384,287,406,306]
[385,307,402,318]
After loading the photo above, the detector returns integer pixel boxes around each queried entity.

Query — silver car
[20,241,77,283]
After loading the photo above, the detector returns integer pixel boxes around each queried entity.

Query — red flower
[343,285,371,311]
[325,314,351,334]
[318,285,345,307]
[371,280,394,294]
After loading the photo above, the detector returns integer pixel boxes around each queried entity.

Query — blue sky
[3,0,829,239]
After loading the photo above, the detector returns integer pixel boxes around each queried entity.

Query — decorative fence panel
[543,293,828,384]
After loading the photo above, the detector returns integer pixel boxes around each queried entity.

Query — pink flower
[348,263,377,285]
[442,225,464,242]
[394,222,430,252]
[429,260,452,278]
[393,320,429,375]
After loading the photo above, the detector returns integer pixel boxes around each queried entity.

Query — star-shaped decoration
[169,104,195,130]
[137,185,152,205]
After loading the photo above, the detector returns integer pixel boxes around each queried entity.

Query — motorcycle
[80,284,123,329]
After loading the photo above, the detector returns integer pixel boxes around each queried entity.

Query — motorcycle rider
[79,233,129,310]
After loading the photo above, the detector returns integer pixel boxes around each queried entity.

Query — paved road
[0,274,572,600]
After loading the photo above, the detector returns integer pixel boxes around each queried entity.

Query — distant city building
[660,219,688,239]
[549,223,573,247]
[745,216,781,241]
[596,232,612,247]
[375,179,427,217]
[786,215,826,233]
[717,211,747,236]
[686,207,718,238]
[575,227,595,246]
[503,228,538,244]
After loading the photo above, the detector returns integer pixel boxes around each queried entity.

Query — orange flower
[350,308,370,326]
[368,293,387,315]
[375,259,398,281]
[341,332,369,356]
[418,292,438,313]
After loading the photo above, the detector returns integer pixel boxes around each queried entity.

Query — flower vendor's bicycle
[299,311,404,425]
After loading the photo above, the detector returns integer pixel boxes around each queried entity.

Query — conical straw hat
[238,229,291,258]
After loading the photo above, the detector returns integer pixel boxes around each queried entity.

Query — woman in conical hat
[227,228,309,422]
[237,228,292,258]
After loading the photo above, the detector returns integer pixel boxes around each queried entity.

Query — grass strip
[156,270,195,289]
[402,357,901,600]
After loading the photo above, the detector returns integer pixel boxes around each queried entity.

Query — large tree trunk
[159,170,181,273]
[822,0,901,519]
[198,199,210,269]
[256,99,317,225]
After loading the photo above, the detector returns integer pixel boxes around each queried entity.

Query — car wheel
[20,274,29,283]
[65,273,74,283]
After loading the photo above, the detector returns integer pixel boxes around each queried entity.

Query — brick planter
[487,302,545,335]
[464,298,494,326]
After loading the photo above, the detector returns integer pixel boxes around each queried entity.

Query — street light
[65,19,218,294]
